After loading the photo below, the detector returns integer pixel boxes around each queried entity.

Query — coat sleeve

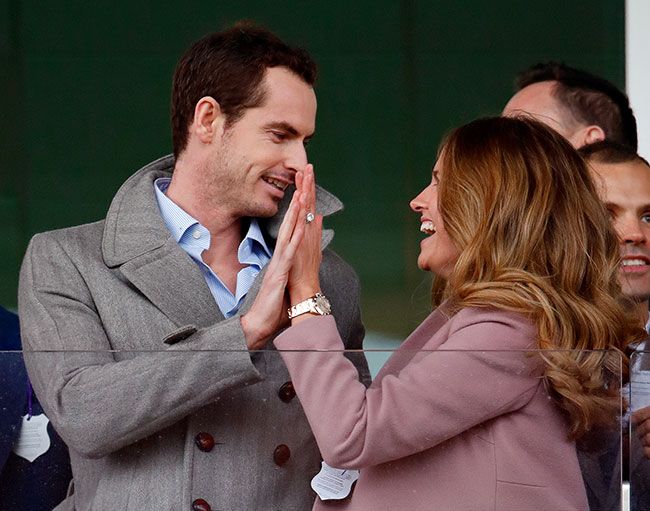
[320,249,370,386]
[274,309,543,469]
[19,233,262,459]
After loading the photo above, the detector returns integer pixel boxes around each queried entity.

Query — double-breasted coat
[18,155,368,511]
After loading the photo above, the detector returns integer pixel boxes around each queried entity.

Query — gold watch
[287,293,332,319]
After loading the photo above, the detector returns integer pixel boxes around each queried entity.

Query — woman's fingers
[305,164,316,210]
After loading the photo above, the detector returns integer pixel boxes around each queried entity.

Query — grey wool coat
[18,155,369,511]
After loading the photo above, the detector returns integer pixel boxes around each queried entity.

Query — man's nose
[620,218,647,245]
[284,142,308,172]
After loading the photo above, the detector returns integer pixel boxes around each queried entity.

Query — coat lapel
[119,237,223,328]
[101,154,344,333]
[102,156,222,330]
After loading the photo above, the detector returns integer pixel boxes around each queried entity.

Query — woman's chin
[416,256,430,272]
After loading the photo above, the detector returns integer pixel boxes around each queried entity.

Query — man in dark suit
[0,305,72,509]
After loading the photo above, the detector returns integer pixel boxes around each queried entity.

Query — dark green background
[0,1,625,336]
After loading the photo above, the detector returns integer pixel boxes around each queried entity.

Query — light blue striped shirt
[154,177,272,318]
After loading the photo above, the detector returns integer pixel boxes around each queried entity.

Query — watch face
[314,294,331,315]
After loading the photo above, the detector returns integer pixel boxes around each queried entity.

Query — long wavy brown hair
[435,116,645,439]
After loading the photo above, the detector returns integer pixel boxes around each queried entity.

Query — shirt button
[192,498,211,511]
[278,381,296,403]
[273,444,291,466]
[194,432,215,452]
[192,230,201,239]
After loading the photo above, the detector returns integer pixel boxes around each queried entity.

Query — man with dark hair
[503,61,637,150]
[582,141,650,323]
[19,23,367,510]
[582,141,650,510]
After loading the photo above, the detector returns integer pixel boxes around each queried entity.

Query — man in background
[582,143,650,326]
[503,63,640,508]
[504,61,637,150]
[19,23,367,510]
[0,305,72,509]
[582,141,650,511]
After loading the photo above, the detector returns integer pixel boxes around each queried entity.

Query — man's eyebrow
[264,121,314,139]
[265,122,298,135]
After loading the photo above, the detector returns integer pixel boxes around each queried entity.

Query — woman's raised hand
[240,185,306,349]
[240,165,325,347]
[288,164,323,305]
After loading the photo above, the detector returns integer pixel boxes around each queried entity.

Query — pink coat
[275,306,589,511]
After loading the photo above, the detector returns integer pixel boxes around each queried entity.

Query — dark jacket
[0,306,72,510]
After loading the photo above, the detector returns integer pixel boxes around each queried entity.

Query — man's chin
[622,288,650,315]
[246,203,280,219]
[629,293,650,304]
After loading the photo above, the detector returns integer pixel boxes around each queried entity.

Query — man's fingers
[295,170,304,194]
[300,172,311,204]
[286,202,307,254]
[276,191,301,246]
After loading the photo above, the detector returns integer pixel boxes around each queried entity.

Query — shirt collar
[154,177,272,260]
[154,177,199,243]
[242,218,272,260]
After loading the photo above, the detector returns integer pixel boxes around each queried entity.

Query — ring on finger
[306,212,315,224]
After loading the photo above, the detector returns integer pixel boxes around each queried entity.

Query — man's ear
[573,125,606,147]
[191,96,225,144]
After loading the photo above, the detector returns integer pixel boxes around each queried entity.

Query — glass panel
[628,350,650,511]
[1,349,622,510]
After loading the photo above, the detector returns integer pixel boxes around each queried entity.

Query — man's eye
[641,214,650,224]
[271,131,287,141]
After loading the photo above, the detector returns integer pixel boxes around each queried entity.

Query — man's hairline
[543,80,590,133]
[176,66,315,159]
[223,65,315,130]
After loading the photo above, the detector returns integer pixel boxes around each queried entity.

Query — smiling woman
[432,118,640,438]
[410,160,460,278]
[266,116,645,511]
